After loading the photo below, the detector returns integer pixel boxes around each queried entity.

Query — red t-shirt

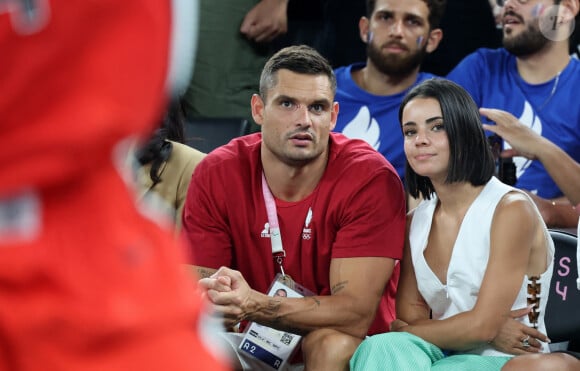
[183,133,406,334]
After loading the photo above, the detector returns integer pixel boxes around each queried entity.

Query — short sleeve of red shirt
[182,135,262,268]
[183,155,233,267]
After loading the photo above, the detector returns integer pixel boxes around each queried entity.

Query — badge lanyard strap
[261,172,287,276]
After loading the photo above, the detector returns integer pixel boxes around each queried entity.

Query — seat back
[183,117,250,153]
[544,229,580,343]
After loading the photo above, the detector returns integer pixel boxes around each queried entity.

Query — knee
[302,329,362,371]
[502,353,580,371]
[353,332,411,356]
[502,354,540,371]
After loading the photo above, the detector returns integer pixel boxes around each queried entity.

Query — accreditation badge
[238,274,313,370]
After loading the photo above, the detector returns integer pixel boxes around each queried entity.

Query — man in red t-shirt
[183,45,406,370]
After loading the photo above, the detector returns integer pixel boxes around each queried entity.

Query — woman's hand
[490,306,550,355]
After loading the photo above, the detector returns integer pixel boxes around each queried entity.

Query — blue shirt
[334,62,437,183]
[448,48,580,198]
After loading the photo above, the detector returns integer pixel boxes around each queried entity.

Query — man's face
[502,0,550,56]
[365,0,432,76]
[251,69,338,167]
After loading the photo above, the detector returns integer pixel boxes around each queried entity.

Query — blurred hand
[240,0,288,43]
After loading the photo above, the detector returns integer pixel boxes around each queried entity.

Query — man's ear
[251,94,265,127]
[544,0,578,39]
[559,0,579,23]
[359,17,371,43]
[425,28,443,54]
[562,0,579,16]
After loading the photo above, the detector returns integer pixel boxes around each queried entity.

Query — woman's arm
[396,212,431,324]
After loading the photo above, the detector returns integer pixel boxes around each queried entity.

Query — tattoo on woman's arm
[331,280,348,294]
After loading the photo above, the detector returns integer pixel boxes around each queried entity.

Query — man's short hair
[259,45,336,100]
[365,0,447,30]
[399,78,495,200]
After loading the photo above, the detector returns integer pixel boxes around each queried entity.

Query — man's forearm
[244,289,375,339]
[195,263,388,339]
[536,140,580,205]
[544,198,580,228]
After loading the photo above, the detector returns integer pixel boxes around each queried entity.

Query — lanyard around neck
[261,172,287,275]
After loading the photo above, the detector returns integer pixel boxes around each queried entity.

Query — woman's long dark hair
[137,99,186,186]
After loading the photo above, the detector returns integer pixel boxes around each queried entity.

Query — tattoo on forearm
[196,268,215,279]
[331,280,348,294]
[266,299,282,314]
[265,299,283,325]
[268,297,319,336]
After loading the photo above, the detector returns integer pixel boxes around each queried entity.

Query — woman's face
[401,97,450,182]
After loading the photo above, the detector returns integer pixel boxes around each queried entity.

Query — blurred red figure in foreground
[0,1,228,370]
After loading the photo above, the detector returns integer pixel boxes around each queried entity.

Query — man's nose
[294,104,311,125]
[501,0,519,11]
[389,19,404,36]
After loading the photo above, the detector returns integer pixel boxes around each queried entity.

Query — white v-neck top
[410,177,554,356]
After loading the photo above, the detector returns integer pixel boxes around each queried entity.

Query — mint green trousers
[350,332,511,371]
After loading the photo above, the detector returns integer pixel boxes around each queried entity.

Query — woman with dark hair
[136,100,205,232]
[350,79,554,370]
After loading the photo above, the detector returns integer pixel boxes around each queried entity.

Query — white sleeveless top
[410,177,554,356]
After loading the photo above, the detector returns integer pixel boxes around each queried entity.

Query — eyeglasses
[496,0,530,6]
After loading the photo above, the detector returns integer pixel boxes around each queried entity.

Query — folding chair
[544,229,580,348]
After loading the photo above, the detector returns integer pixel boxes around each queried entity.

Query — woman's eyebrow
[425,116,443,123]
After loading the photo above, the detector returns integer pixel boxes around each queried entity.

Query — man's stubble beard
[367,40,428,77]
[503,22,549,56]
